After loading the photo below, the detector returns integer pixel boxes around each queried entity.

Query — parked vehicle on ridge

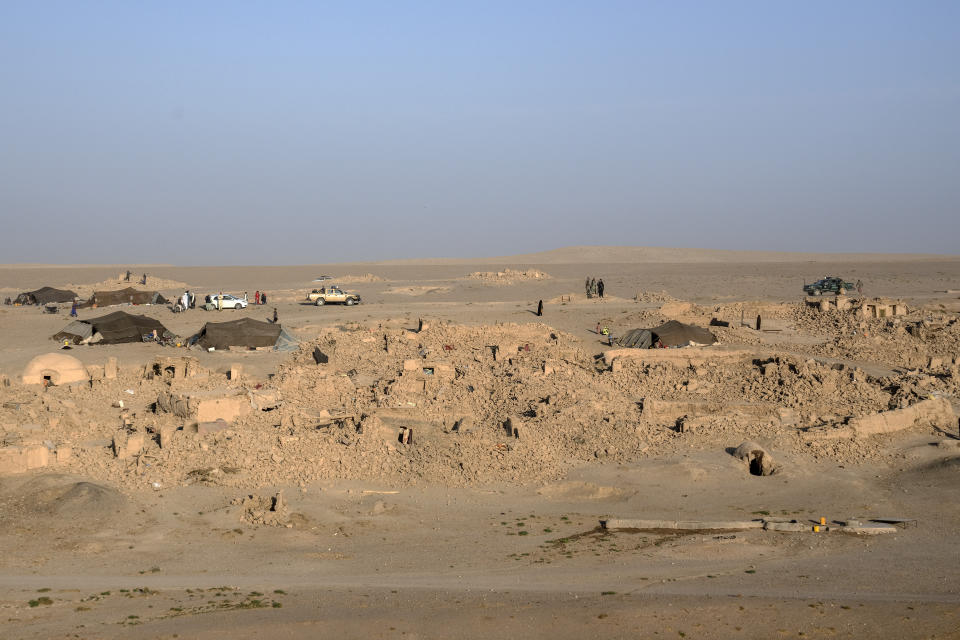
[307,286,361,306]
[803,276,856,296]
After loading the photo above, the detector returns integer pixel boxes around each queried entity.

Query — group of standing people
[251,291,277,323]
[585,277,605,299]
[124,270,147,285]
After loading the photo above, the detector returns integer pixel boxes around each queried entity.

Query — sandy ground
[1,249,959,639]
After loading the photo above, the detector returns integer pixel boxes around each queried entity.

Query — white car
[204,294,248,310]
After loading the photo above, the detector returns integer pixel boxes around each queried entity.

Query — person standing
[589,278,597,297]
[70,299,78,317]
[272,307,278,324]
[261,292,267,305]
[125,270,131,282]
[597,279,605,299]
[243,291,248,302]
[182,291,190,312]
[255,290,260,305]
[537,299,543,316]
[141,273,147,285]
[856,279,863,295]
[217,291,223,311]
[756,314,762,331]
[585,277,591,297]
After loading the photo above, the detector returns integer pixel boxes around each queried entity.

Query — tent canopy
[274,328,299,352]
[90,311,170,344]
[53,311,171,345]
[15,287,78,305]
[80,287,168,308]
[193,317,285,350]
[649,320,716,347]
[616,329,653,349]
[617,321,717,349]
[52,320,93,343]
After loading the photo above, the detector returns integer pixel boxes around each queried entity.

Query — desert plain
[1,246,959,639]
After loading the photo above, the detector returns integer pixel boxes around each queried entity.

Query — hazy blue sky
[2,1,958,264]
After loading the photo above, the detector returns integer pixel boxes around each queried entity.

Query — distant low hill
[375,245,957,265]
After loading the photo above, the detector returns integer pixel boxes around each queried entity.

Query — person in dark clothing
[597,279,605,299]
[537,299,543,316]
[125,270,131,282]
[272,307,278,324]
[141,273,147,285]
[756,314,762,331]
[261,292,267,305]
[70,300,78,317]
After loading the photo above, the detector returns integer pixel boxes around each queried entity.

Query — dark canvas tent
[90,311,171,344]
[53,311,172,345]
[81,287,168,308]
[616,321,716,349]
[15,287,78,305]
[649,320,716,347]
[192,318,298,351]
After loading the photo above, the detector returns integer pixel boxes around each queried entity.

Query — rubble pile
[613,356,891,420]
[1,310,956,491]
[790,305,960,372]
[231,492,291,526]
[634,291,678,304]
[64,275,190,298]
[464,269,551,284]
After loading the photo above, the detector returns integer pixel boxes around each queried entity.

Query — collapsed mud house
[806,294,908,318]
[2,301,956,490]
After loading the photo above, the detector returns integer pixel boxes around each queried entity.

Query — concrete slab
[602,518,763,531]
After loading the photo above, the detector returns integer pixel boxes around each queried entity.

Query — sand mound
[0,475,126,524]
[384,285,451,296]
[904,455,960,480]
[536,481,627,501]
[333,273,386,284]
[659,301,695,317]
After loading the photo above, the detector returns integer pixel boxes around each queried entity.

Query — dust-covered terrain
[1,251,959,639]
